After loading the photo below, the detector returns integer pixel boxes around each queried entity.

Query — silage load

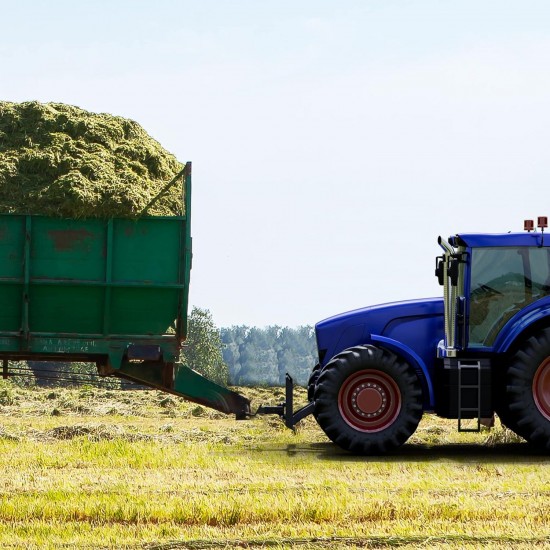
[0,101,185,218]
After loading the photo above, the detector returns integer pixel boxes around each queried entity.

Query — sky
[3,1,550,327]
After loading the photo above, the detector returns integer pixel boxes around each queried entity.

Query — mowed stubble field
[0,381,549,549]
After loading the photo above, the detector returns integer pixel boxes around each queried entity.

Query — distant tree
[221,325,317,386]
[220,326,246,382]
[181,307,229,386]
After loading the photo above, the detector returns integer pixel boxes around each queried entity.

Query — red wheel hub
[338,369,401,432]
[533,358,550,421]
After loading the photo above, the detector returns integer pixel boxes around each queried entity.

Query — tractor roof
[450,232,547,248]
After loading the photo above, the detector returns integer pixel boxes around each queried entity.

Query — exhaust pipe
[438,236,454,255]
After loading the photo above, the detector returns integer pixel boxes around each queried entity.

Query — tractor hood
[315,298,444,369]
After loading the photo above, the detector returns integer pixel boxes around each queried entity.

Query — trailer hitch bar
[254,373,315,429]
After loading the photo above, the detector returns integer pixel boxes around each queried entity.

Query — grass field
[0,381,549,549]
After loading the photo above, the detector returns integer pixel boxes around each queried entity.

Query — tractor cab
[436,217,550,358]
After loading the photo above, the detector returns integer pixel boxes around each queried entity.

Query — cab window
[469,247,550,346]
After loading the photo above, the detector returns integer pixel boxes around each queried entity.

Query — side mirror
[435,256,444,286]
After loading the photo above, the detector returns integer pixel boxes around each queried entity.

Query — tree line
[182,307,317,387]
[220,324,317,386]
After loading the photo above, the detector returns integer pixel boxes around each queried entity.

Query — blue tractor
[275,218,550,454]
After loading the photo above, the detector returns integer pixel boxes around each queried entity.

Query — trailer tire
[313,345,423,455]
[501,328,550,449]
[307,363,321,402]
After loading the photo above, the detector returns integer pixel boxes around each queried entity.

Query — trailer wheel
[501,328,550,448]
[313,345,423,454]
[307,363,321,402]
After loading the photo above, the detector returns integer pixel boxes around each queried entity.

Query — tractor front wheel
[313,345,423,454]
[307,363,321,402]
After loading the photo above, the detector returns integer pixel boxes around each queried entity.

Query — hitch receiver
[256,373,314,429]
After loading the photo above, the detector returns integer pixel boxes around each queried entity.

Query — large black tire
[494,401,523,436]
[307,363,321,402]
[313,345,423,455]
[494,374,524,436]
[499,328,550,449]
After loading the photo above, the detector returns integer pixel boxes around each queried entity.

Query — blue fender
[493,297,550,353]
[371,334,435,408]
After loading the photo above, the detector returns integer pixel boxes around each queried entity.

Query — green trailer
[0,163,250,418]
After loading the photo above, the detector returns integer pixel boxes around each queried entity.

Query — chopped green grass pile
[0,101,185,218]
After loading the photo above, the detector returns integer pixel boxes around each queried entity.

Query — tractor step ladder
[458,361,481,432]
